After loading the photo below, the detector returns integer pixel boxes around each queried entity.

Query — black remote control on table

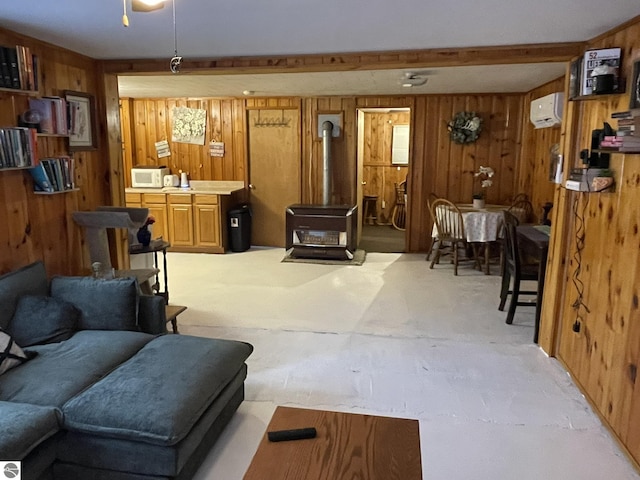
[268,427,317,442]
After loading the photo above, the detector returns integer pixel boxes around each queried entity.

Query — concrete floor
[163,248,639,480]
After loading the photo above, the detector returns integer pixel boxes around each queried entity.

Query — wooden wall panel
[0,27,109,277]
[540,18,640,468]
[517,77,565,217]
[408,94,525,251]
[121,97,247,186]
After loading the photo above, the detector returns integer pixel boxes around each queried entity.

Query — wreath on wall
[447,111,483,144]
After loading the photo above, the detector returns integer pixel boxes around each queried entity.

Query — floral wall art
[172,107,207,145]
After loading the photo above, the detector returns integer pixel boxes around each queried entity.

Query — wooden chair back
[502,210,522,273]
[508,199,534,224]
[430,198,465,242]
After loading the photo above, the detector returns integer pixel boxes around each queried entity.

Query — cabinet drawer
[143,193,167,204]
[194,194,219,205]
[125,193,141,204]
[168,194,193,204]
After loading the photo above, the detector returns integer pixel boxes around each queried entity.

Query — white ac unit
[530,92,564,129]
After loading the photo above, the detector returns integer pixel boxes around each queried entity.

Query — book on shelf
[0,45,38,91]
[36,156,75,191]
[29,163,54,192]
[43,97,68,135]
[0,127,37,168]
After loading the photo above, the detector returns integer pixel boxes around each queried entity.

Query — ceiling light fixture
[400,72,428,88]
[132,0,165,12]
[123,0,165,26]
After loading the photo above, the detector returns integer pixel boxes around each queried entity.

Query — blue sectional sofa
[0,261,253,480]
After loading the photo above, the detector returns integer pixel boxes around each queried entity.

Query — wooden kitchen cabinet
[142,193,168,241]
[125,183,242,253]
[194,194,221,248]
[168,194,194,246]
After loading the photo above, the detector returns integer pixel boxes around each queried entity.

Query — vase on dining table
[473,197,485,209]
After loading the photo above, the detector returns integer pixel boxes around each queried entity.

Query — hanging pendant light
[132,0,165,12]
[169,0,182,73]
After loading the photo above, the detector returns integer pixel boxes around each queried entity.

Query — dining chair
[429,198,480,275]
[499,210,539,325]
[508,198,534,224]
[425,193,441,261]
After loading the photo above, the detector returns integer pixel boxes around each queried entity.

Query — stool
[363,195,378,225]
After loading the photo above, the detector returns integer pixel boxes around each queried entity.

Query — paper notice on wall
[155,140,171,158]
[209,141,224,157]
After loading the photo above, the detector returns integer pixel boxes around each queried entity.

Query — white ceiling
[1,1,638,98]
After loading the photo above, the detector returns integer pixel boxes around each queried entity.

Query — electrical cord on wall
[571,182,591,333]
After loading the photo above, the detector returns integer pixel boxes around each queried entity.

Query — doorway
[356,108,411,253]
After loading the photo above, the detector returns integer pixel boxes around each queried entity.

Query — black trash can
[228,204,252,252]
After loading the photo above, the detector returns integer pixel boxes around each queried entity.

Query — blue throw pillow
[8,295,79,347]
[50,276,139,331]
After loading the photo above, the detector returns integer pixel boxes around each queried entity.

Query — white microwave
[131,167,170,188]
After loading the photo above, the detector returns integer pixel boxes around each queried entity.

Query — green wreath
[447,111,483,144]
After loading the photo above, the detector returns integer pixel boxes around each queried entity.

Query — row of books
[0,45,38,91]
[28,97,69,135]
[0,127,38,169]
[601,110,640,152]
[30,157,75,193]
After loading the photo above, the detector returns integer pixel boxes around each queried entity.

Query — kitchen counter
[126,180,245,195]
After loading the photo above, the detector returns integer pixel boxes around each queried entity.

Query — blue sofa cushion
[0,401,61,459]
[0,330,36,375]
[50,276,139,331]
[8,295,79,347]
[62,335,253,446]
[0,330,153,407]
[0,261,48,330]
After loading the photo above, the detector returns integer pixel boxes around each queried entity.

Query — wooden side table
[129,239,186,334]
[129,239,171,303]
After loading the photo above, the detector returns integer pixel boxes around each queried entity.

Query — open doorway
[356,107,411,253]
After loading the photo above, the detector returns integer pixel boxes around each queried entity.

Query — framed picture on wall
[629,60,640,109]
[64,90,98,150]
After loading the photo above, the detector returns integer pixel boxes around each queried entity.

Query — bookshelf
[33,188,79,196]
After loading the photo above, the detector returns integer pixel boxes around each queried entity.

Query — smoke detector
[400,72,428,88]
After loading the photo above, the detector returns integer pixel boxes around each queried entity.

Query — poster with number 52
[582,48,621,96]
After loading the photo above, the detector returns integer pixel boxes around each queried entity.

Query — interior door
[248,109,300,247]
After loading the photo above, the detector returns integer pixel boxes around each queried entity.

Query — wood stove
[286,204,357,260]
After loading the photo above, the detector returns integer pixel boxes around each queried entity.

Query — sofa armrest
[138,295,168,334]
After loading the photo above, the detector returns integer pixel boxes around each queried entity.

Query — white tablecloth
[432,204,507,243]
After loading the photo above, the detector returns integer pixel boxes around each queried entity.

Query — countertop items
[126,180,244,195]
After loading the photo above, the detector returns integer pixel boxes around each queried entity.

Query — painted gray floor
[162,248,639,480]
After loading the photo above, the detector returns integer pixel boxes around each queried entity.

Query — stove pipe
[321,120,333,206]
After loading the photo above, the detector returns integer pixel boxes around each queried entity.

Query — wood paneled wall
[361,111,410,224]
[124,93,528,251]
[0,27,109,277]
[539,19,640,467]
[121,97,247,186]
[518,78,565,218]
[408,94,525,250]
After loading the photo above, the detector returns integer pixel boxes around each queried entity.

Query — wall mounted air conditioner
[530,92,564,129]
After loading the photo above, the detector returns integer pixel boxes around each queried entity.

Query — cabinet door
[194,204,221,247]
[142,194,169,241]
[168,204,194,246]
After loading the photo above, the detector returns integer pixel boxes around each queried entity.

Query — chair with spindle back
[391,181,407,231]
[429,198,480,275]
[425,192,442,261]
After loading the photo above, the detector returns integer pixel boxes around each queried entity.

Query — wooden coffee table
[243,406,422,479]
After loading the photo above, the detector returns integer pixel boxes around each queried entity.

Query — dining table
[516,224,550,343]
[432,203,509,274]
